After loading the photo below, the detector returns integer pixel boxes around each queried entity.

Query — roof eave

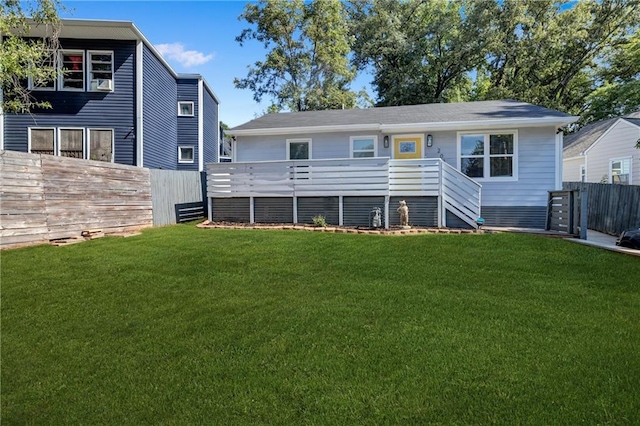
[229,116,580,137]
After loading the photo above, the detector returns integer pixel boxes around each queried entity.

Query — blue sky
[59,0,373,127]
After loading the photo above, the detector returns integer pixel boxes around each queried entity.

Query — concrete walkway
[565,229,640,257]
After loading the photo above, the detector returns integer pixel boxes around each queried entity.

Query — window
[350,136,377,158]
[610,158,631,184]
[88,129,114,162]
[28,51,56,91]
[59,50,85,90]
[178,146,195,163]
[458,131,517,180]
[29,128,55,155]
[580,165,586,182]
[59,129,85,158]
[178,102,194,116]
[88,51,114,91]
[287,139,311,160]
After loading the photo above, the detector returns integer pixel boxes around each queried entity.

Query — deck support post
[384,195,390,229]
[249,196,255,224]
[207,197,212,222]
[437,160,444,228]
[292,197,298,224]
[338,195,344,226]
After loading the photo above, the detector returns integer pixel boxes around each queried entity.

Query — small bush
[312,214,327,227]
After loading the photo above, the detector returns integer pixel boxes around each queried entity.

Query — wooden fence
[563,182,640,235]
[150,170,206,226]
[1,150,153,249]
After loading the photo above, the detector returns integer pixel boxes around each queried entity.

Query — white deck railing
[207,157,481,228]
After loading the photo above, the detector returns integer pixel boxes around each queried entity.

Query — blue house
[0,19,220,171]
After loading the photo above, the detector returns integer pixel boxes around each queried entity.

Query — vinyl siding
[343,196,386,227]
[389,196,438,227]
[584,120,640,185]
[176,79,199,171]
[563,157,585,182]
[142,44,177,169]
[4,39,136,165]
[481,206,547,228]
[235,126,558,208]
[296,197,340,225]
[211,198,250,222]
[254,197,293,223]
[203,88,219,165]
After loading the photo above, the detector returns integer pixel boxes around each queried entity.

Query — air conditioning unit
[91,79,113,91]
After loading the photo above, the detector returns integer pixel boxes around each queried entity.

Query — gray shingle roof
[563,111,640,158]
[231,99,572,131]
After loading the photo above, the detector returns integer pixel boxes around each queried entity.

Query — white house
[563,112,640,185]
[209,100,577,229]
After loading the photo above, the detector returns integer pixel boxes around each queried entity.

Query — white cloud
[155,43,214,68]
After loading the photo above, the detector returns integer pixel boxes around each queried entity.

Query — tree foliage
[1,0,62,113]
[234,0,364,112]
[235,0,639,125]
[348,0,495,106]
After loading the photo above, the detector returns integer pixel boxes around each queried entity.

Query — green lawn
[2,225,639,425]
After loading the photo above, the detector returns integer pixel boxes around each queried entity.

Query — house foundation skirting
[210,196,442,229]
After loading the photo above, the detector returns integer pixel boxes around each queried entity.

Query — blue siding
[142,45,177,169]
[203,88,219,165]
[176,79,198,171]
[4,39,136,165]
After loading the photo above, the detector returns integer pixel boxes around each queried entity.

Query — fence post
[580,189,588,240]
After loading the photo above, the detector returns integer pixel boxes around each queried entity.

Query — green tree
[1,0,62,113]
[480,0,638,115]
[583,29,640,124]
[234,0,363,112]
[349,0,495,106]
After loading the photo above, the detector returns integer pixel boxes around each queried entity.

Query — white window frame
[286,138,312,160]
[580,164,586,182]
[87,128,115,162]
[178,101,194,117]
[609,157,632,184]
[57,128,86,158]
[28,50,56,91]
[350,135,378,158]
[28,127,56,154]
[457,130,518,181]
[178,145,195,163]
[87,50,114,92]
[58,50,86,91]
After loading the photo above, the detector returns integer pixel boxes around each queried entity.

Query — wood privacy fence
[563,182,640,235]
[1,150,154,249]
[150,170,206,226]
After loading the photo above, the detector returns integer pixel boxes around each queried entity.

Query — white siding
[235,126,558,207]
[584,120,640,185]
[563,157,585,182]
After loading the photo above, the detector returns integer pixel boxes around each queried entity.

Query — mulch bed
[196,220,487,236]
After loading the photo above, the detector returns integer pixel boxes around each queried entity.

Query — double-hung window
[350,136,377,158]
[29,128,56,155]
[458,131,517,180]
[610,158,631,184]
[88,51,114,91]
[59,50,85,91]
[28,51,56,91]
[59,129,85,158]
[88,129,114,162]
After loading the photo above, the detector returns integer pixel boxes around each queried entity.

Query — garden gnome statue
[397,200,410,228]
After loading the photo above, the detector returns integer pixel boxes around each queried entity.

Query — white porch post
[338,195,344,226]
[249,196,255,224]
[207,197,212,222]
[438,160,444,227]
[384,195,390,229]
[292,197,298,224]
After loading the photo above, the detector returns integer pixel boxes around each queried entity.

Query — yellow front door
[393,136,423,159]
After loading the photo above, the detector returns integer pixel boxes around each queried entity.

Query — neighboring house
[209,100,577,229]
[563,112,640,185]
[0,19,220,171]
